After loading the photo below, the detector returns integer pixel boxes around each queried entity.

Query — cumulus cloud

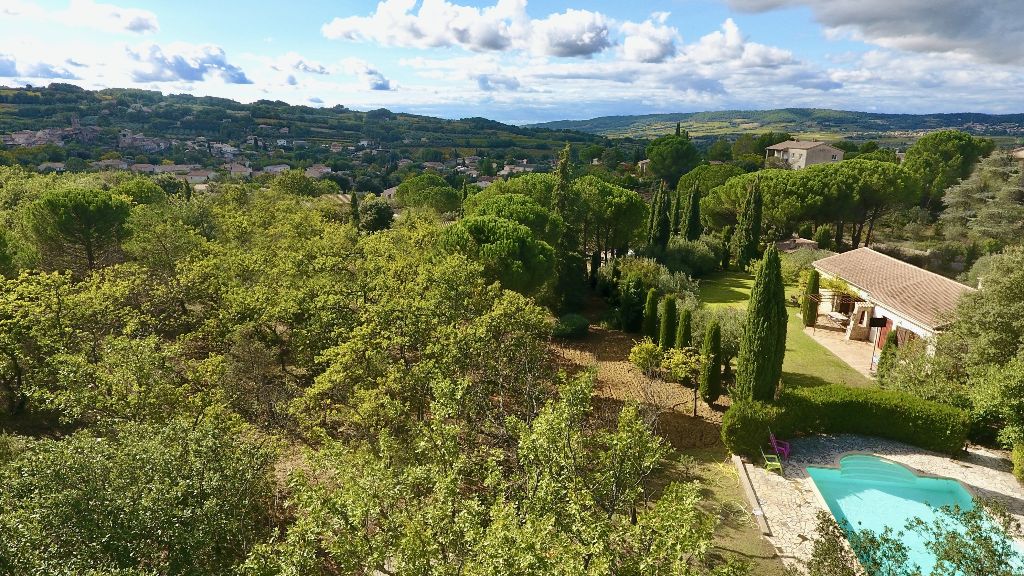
[621,13,678,63]
[6,0,159,34]
[22,62,78,79]
[685,19,793,68]
[727,0,1024,64]
[295,59,329,75]
[127,44,252,84]
[342,58,395,91]
[286,74,298,86]
[0,55,17,77]
[531,9,611,58]
[477,73,520,91]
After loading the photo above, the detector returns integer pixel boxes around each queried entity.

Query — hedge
[1013,444,1024,484]
[722,385,971,457]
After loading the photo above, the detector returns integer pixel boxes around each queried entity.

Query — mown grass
[698,270,873,389]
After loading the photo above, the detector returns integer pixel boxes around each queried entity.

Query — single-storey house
[765,140,844,169]
[811,248,975,354]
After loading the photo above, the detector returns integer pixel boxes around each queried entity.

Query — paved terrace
[803,325,876,380]
[739,434,1024,568]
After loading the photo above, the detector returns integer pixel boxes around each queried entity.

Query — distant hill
[527,108,1024,146]
[0,83,602,159]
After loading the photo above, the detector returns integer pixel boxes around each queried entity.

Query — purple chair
[769,428,791,460]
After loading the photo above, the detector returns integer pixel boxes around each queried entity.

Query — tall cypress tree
[654,188,671,252]
[551,143,585,311]
[675,308,692,349]
[802,269,820,327]
[698,318,722,404]
[731,178,763,270]
[659,296,677,349]
[350,191,360,229]
[646,184,662,248]
[684,184,701,241]
[670,188,682,237]
[641,288,659,339]
[876,330,900,380]
[736,245,788,402]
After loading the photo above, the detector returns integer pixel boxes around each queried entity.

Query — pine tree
[802,269,820,327]
[641,288,659,339]
[350,191,360,229]
[731,178,763,270]
[698,318,722,404]
[736,245,787,402]
[684,184,701,241]
[675,308,692,348]
[876,330,899,380]
[659,296,677,349]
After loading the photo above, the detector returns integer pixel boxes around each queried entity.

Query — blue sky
[1,0,1022,123]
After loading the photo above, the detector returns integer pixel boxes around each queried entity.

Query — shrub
[663,236,719,278]
[659,297,677,349]
[780,249,833,285]
[552,313,589,340]
[721,385,970,457]
[1014,444,1024,484]
[698,319,722,405]
[641,288,659,339]
[801,268,820,327]
[629,338,663,377]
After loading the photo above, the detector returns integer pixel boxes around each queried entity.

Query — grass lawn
[698,270,873,389]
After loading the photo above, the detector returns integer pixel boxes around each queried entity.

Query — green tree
[630,337,664,378]
[551,144,586,311]
[440,215,555,296]
[676,308,693,349]
[26,187,131,272]
[903,129,994,211]
[730,179,762,270]
[707,139,733,162]
[736,245,787,401]
[642,288,659,339]
[698,318,722,404]
[683,184,701,241]
[349,190,360,228]
[358,193,394,232]
[876,329,899,380]
[0,416,274,576]
[659,296,677,349]
[646,134,700,188]
[802,268,820,327]
[396,173,461,212]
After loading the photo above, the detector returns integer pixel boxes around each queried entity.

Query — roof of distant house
[812,247,975,331]
[766,140,837,151]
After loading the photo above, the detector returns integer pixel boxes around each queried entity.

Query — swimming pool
[807,454,975,574]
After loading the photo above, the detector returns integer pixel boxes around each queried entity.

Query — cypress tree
[801,269,820,327]
[654,190,671,252]
[675,308,692,348]
[670,188,682,236]
[646,185,662,247]
[350,191,360,229]
[731,179,763,270]
[736,245,788,402]
[675,122,681,136]
[551,143,586,311]
[589,250,601,289]
[684,184,701,241]
[659,296,677,349]
[641,288,659,339]
[698,318,722,404]
[876,330,899,380]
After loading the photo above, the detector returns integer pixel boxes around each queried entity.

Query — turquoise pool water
[807,454,975,574]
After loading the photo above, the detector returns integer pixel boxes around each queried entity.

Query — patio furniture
[761,449,783,474]
[826,311,850,328]
[769,428,791,459]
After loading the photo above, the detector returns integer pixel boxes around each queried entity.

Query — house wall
[814,270,935,344]
[805,146,844,167]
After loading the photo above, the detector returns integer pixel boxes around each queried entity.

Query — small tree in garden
[802,269,820,327]
[642,288,659,339]
[662,347,701,416]
[659,296,677,349]
[730,179,762,270]
[698,318,722,405]
[675,308,693,348]
[876,330,899,379]
[629,338,664,378]
[736,245,787,401]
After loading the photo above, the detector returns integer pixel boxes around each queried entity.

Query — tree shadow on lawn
[782,371,835,389]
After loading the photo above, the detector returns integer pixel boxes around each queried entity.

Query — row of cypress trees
[641,290,723,403]
[646,182,703,252]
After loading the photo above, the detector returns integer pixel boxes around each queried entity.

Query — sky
[1,0,1022,124]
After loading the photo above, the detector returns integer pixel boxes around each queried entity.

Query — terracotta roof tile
[812,247,975,330]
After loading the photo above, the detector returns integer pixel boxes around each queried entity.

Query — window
[831,154,838,160]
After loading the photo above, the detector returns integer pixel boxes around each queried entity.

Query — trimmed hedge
[722,385,971,457]
[1013,444,1024,484]
[552,313,590,340]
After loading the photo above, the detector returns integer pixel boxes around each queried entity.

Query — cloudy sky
[1,0,1022,123]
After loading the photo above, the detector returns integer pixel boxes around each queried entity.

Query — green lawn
[698,270,873,389]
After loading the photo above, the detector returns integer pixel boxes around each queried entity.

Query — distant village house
[765,140,844,169]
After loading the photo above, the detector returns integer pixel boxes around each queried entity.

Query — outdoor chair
[769,427,791,459]
[761,449,783,474]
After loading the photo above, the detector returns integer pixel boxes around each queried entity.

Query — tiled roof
[812,247,975,330]
[766,140,832,150]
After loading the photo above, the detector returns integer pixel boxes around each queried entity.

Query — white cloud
[4,0,159,34]
[621,13,678,63]
[0,55,18,76]
[477,73,520,91]
[531,8,611,58]
[127,44,252,84]
[341,58,395,91]
[727,0,1024,65]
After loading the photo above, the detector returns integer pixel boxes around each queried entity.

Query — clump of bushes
[663,236,722,278]
[552,313,589,340]
[779,248,833,285]
[722,385,970,457]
